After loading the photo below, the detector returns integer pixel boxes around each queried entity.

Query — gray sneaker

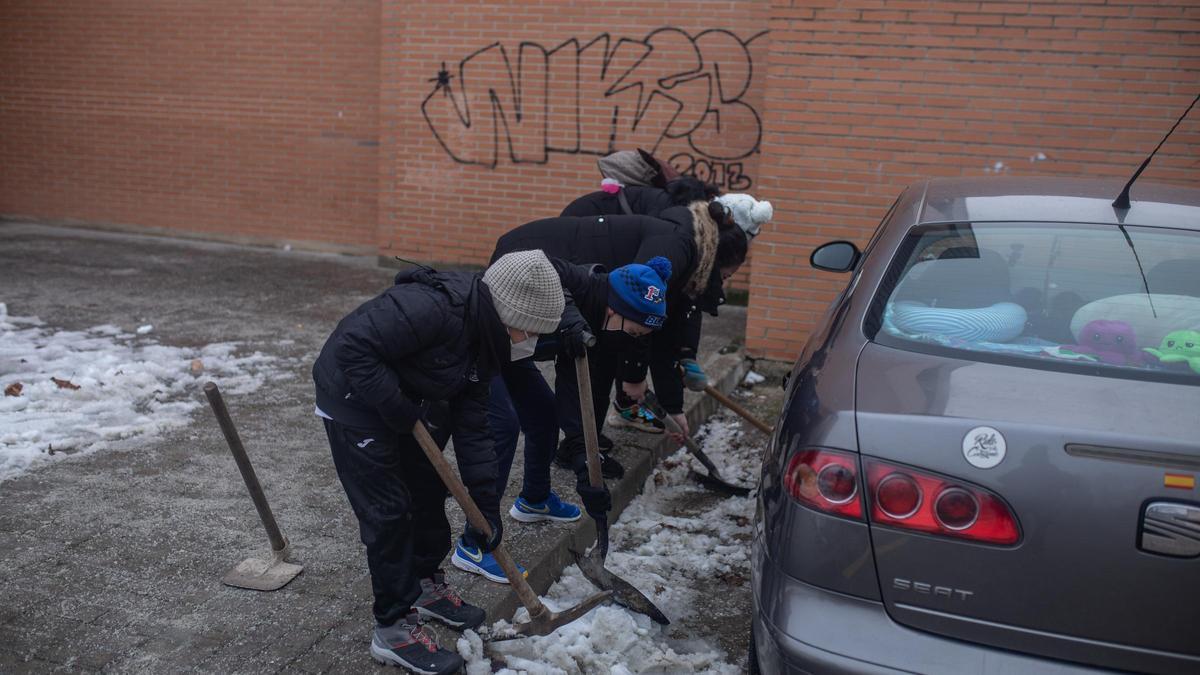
[370,612,463,674]
[415,571,486,630]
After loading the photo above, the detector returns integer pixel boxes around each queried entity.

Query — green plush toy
[1143,330,1200,374]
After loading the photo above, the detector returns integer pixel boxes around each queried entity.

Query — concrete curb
[475,350,749,624]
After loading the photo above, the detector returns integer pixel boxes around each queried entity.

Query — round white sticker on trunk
[962,426,1006,469]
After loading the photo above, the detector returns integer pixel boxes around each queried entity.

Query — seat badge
[963,426,1006,469]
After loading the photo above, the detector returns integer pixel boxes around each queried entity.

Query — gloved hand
[679,358,708,392]
[422,400,451,433]
[577,483,612,520]
[392,392,430,433]
[561,321,595,358]
[465,514,503,553]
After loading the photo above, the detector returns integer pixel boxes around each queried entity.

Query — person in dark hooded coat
[492,200,748,468]
[312,250,565,674]
[562,174,771,447]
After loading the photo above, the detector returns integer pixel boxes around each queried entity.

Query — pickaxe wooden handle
[411,419,610,637]
[704,384,773,435]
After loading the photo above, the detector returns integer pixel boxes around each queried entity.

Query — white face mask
[510,333,538,361]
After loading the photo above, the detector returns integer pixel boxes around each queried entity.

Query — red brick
[2,1,1198,363]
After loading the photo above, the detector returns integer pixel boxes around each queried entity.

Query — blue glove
[679,358,708,392]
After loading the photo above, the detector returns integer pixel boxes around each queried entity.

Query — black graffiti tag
[421,28,766,189]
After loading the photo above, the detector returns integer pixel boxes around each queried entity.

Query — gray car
[750,177,1200,674]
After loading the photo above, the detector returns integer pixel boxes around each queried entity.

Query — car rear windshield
[867,222,1200,385]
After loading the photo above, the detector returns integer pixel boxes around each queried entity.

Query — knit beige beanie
[482,250,565,334]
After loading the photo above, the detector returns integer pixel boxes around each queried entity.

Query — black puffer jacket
[561,186,728,372]
[493,204,717,303]
[560,186,675,220]
[494,204,721,414]
[548,258,609,337]
[312,267,509,518]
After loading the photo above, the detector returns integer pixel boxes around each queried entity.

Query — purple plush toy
[1066,319,1142,365]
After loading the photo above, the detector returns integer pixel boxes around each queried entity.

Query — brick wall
[2,1,1198,361]
[0,1,380,251]
[379,1,772,272]
[749,0,1200,359]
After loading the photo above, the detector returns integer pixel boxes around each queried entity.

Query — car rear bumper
[751,540,1110,675]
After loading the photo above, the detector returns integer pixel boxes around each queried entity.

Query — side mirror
[810,241,860,273]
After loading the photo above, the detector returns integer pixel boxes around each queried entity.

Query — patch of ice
[0,305,292,481]
[463,416,758,673]
[742,370,765,385]
[136,324,154,335]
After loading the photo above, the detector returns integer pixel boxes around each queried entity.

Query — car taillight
[876,473,920,519]
[865,460,1020,545]
[784,449,862,519]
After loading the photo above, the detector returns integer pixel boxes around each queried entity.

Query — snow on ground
[460,416,758,674]
[742,370,765,386]
[0,302,292,481]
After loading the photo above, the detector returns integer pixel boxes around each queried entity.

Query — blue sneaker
[508,492,582,523]
[451,538,527,584]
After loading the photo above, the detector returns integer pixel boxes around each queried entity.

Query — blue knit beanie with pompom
[608,256,672,328]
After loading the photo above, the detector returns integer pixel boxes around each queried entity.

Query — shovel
[641,391,753,496]
[570,353,670,625]
[204,382,304,591]
[704,384,774,435]
[410,420,610,639]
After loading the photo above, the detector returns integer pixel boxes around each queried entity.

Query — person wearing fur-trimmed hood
[562,156,773,443]
[493,199,749,463]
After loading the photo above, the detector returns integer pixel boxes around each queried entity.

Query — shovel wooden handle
[704,384,773,435]
[573,354,605,490]
[410,421,547,619]
[205,382,289,554]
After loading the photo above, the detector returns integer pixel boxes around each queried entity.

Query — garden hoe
[704,384,774,435]
[410,420,610,640]
[570,353,671,625]
[641,391,753,496]
[204,382,303,591]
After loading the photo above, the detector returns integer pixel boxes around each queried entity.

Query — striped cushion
[891,301,1028,343]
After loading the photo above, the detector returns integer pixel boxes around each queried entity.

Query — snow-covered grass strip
[0,302,292,481]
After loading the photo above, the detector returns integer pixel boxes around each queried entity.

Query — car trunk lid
[855,342,1200,674]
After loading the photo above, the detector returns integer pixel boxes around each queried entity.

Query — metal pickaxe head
[487,586,614,638]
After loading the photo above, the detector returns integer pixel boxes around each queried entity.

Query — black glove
[389,392,430,433]
[464,514,503,553]
[577,483,612,520]
[422,400,451,433]
[560,321,595,358]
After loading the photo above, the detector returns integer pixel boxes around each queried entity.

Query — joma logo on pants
[893,578,974,600]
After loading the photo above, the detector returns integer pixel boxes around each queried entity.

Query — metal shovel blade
[484,588,614,638]
[642,392,754,496]
[689,470,753,496]
[572,549,670,625]
[222,548,303,591]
